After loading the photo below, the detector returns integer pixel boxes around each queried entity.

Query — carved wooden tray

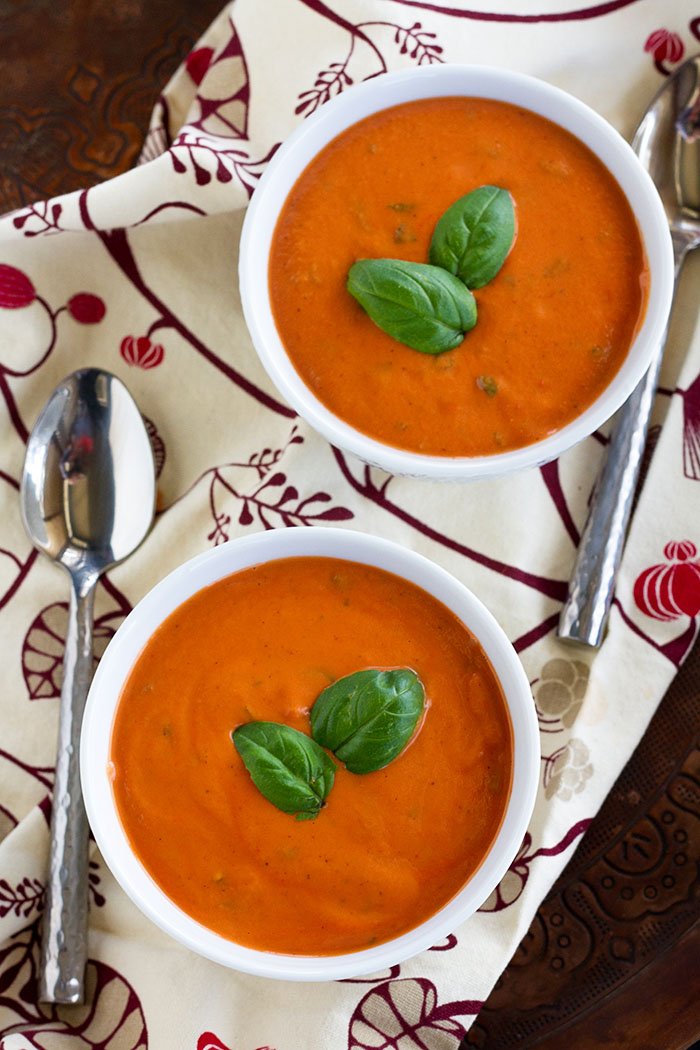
[1,3,698,1046]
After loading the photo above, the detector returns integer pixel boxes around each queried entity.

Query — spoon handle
[557,237,687,647]
[39,571,97,1004]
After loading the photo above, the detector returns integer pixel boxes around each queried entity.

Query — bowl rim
[239,62,674,480]
[81,526,540,980]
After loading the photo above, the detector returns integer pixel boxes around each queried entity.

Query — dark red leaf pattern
[143,415,166,479]
[0,878,43,920]
[0,265,35,309]
[296,18,443,117]
[348,978,482,1050]
[186,47,215,86]
[479,820,591,912]
[0,922,147,1048]
[11,201,65,237]
[186,426,354,541]
[22,603,125,701]
[428,933,458,952]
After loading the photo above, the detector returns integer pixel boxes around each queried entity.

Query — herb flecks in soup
[269,97,649,456]
[110,557,513,956]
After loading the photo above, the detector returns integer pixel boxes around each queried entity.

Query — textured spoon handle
[40,573,96,1004]
[557,350,664,646]
[558,239,687,647]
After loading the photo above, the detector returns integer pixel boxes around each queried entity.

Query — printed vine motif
[164,18,280,195]
[479,820,592,912]
[0,877,44,921]
[332,448,565,653]
[202,431,354,541]
[22,603,127,702]
[0,922,147,1048]
[0,862,103,923]
[657,371,700,481]
[11,201,67,237]
[296,19,443,117]
[0,263,107,443]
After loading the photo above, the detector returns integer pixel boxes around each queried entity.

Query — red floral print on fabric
[644,27,684,74]
[0,876,44,919]
[634,541,700,621]
[0,263,35,308]
[197,1037,275,1050]
[348,977,482,1050]
[67,292,106,324]
[120,334,165,369]
[22,601,126,700]
[296,20,443,118]
[186,46,215,86]
[673,371,700,480]
[479,820,592,912]
[0,921,146,1049]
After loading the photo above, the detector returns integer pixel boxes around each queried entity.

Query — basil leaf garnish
[429,185,515,289]
[347,259,477,354]
[232,722,336,820]
[310,668,425,775]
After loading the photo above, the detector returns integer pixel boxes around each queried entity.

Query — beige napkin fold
[2,1,699,1046]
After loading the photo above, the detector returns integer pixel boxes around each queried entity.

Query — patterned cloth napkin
[1,1,699,1047]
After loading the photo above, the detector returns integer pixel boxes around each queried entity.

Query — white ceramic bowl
[81,526,539,980]
[239,64,674,480]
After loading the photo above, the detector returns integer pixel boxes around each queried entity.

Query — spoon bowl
[20,368,155,1003]
[633,54,700,247]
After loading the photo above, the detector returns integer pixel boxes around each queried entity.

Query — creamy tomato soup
[269,97,649,456]
[110,556,513,956]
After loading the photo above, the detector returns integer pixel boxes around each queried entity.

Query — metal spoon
[558,55,700,647]
[20,368,155,1003]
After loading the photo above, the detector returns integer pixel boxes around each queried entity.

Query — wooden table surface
[1,3,699,1046]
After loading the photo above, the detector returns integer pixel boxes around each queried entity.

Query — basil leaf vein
[429,185,515,289]
[232,721,336,820]
[310,668,425,774]
[347,259,477,354]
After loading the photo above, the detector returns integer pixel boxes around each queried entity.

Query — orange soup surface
[269,97,649,456]
[110,556,513,955]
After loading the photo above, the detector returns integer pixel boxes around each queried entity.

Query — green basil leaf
[310,668,425,775]
[232,722,336,820]
[347,259,477,354]
[429,185,515,289]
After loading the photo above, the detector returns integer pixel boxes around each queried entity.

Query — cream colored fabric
[1,2,698,1047]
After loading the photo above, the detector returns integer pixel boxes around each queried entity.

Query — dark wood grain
[0,0,223,212]
[2,3,699,1045]
[464,637,700,1050]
